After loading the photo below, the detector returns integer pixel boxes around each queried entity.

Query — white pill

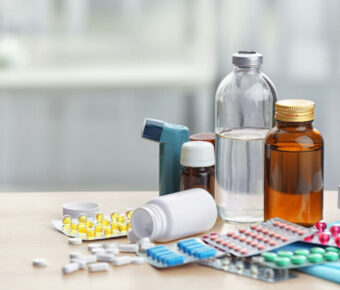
[118,244,138,253]
[103,243,117,249]
[131,257,145,265]
[80,255,97,264]
[91,248,105,254]
[88,262,109,272]
[127,231,139,243]
[88,243,102,250]
[69,252,82,259]
[112,256,132,266]
[96,253,114,262]
[136,237,152,246]
[68,237,82,245]
[70,259,86,269]
[105,248,119,255]
[62,263,80,274]
[32,258,48,267]
[140,243,156,252]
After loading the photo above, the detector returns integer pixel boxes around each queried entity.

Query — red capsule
[233,233,240,239]
[315,220,327,233]
[210,232,218,236]
[222,241,229,247]
[257,235,264,241]
[239,228,247,233]
[239,236,246,242]
[279,223,286,229]
[228,243,235,249]
[285,225,293,231]
[241,249,248,255]
[330,225,340,237]
[257,244,265,250]
[275,234,282,240]
[250,224,258,230]
[202,235,209,239]
[281,236,289,242]
[262,229,270,235]
[264,238,270,243]
[334,236,340,247]
[234,246,241,252]
[251,232,258,239]
[251,241,258,247]
[246,239,252,244]
[292,227,299,233]
[256,227,264,233]
[298,230,306,235]
[227,232,234,237]
[318,232,330,245]
[269,231,276,237]
[216,239,223,244]
[210,236,217,241]
[269,240,277,246]
[245,230,252,236]
[304,234,314,242]
[273,221,280,227]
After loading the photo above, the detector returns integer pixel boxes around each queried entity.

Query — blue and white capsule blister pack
[139,238,221,268]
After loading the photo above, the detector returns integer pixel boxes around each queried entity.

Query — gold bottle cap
[275,99,315,122]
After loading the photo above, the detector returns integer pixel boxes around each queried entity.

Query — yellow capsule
[96,212,104,224]
[119,223,127,233]
[78,224,87,234]
[126,209,133,219]
[86,221,94,228]
[95,231,102,237]
[62,215,72,225]
[78,214,87,224]
[63,224,70,232]
[127,222,131,231]
[70,230,77,237]
[70,223,78,231]
[95,224,103,233]
[110,211,119,221]
[103,219,110,226]
[104,227,112,237]
[111,222,119,231]
[87,229,94,239]
[117,215,125,223]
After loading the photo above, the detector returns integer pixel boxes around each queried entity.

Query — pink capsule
[264,238,270,243]
[304,234,314,242]
[241,249,248,255]
[275,234,282,240]
[269,240,277,246]
[315,220,327,232]
[292,227,299,233]
[279,223,286,229]
[318,232,330,245]
[257,244,265,250]
[251,241,258,247]
[216,239,223,244]
[222,241,229,247]
[210,236,217,241]
[245,230,252,236]
[334,236,340,247]
[239,236,246,242]
[285,225,293,231]
[281,236,289,242]
[228,243,235,249]
[273,221,280,227]
[262,229,270,235]
[330,225,340,237]
[251,232,258,239]
[298,230,306,235]
[246,239,252,244]
[250,224,258,230]
[239,228,247,233]
[269,231,276,237]
[257,235,264,241]
[210,232,218,236]
[256,227,264,233]
[202,235,209,239]
[234,246,241,252]
[233,233,240,239]
[227,232,234,237]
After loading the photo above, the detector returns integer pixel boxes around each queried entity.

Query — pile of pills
[141,238,218,268]
[259,247,340,269]
[60,209,133,240]
[202,218,315,257]
[303,220,340,247]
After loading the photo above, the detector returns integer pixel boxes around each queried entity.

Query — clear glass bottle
[264,99,323,227]
[215,51,276,223]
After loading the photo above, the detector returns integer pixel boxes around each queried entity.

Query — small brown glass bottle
[264,99,324,226]
[180,141,215,198]
[190,132,215,148]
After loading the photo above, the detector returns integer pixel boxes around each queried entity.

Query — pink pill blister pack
[201,218,316,257]
[303,220,340,248]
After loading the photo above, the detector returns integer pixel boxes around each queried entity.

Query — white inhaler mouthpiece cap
[180,141,215,167]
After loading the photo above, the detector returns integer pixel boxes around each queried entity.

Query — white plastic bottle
[131,188,217,242]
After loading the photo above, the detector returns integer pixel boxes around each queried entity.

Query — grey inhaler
[142,118,189,196]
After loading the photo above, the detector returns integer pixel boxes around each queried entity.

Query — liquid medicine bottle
[264,99,323,226]
[215,51,276,222]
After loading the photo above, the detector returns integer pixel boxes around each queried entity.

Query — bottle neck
[132,203,167,240]
[276,120,314,131]
[234,65,261,74]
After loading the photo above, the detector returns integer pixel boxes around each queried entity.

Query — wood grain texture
[0,191,339,290]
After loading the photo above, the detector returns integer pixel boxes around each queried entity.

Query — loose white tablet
[88,262,109,272]
[62,263,80,274]
[131,257,145,265]
[118,244,138,253]
[105,248,119,255]
[112,256,132,266]
[70,259,86,269]
[96,253,114,262]
[70,252,82,259]
[91,248,105,254]
[103,243,117,249]
[80,255,97,264]
[68,237,82,245]
[88,243,102,250]
[32,258,48,267]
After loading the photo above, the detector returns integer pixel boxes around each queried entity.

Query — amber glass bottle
[180,141,215,198]
[264,99,323,226]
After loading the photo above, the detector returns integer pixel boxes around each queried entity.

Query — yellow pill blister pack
[52,209,133,240]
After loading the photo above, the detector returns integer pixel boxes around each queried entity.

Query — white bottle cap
[180,141,215,167]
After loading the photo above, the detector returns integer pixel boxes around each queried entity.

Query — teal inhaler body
[142,118,189,196]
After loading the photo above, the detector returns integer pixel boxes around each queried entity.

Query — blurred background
[0,0,338,191]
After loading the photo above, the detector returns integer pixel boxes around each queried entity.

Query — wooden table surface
[0,190,339,290]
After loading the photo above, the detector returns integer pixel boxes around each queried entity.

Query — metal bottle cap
[232,51,263,67]
[275,99,315,122]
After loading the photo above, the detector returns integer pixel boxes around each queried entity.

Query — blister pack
[202,218,316,257]
[255,246,340,269]
[52,210,132,240]
[138,238,221,268]
[199,255,297,283]
[303,220,340,247]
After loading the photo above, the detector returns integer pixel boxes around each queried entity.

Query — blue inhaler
[142,118,189,196]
